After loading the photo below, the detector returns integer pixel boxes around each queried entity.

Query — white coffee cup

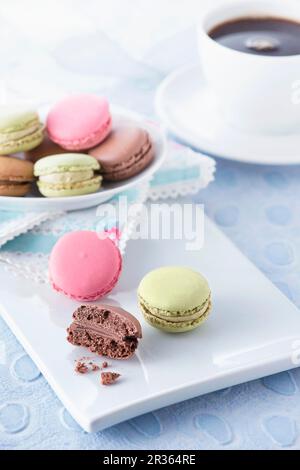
[197,0,300,135]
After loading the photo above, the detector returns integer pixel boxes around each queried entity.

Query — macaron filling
[39,170,94,184]
[0,121,43,143]
[38,175,102,190]
[0,179,32,186]
[139,294,211,324]
[0,125,44,153]
[0,173,34,183]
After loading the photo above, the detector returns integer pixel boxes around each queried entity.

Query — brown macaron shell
[24,131,69,163]
[0,155,34,196]
[89,126,155,181]
[0,182,32,197]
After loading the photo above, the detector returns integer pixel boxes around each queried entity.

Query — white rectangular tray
[1,216,300,432]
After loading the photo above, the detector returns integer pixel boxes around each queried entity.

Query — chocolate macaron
[25,132,69,163]
[0,155,34,196]
[89,126,154,181]
[67,304,142,359]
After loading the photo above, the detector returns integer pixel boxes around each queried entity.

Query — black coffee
[209,17,300,56]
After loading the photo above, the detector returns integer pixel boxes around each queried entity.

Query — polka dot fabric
[197,160,300,310]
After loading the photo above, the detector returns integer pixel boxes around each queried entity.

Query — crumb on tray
[101,372,121,385]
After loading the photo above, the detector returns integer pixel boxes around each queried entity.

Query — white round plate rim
[0,106,167,211]
[155,64,300,165]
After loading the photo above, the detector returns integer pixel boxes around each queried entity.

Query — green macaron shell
[140,299,211,333]
[0,110,43,154]
[138,266,210,313]
[34,153,100,176]
[0,109,40,133]
[138,266,211,333]
[37,175,102,197]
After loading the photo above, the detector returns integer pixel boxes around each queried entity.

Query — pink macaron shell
[49,231,122,301]
[46,94,112,150]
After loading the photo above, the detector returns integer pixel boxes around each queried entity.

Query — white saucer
[0,107,166,212]
[155,64,300,165]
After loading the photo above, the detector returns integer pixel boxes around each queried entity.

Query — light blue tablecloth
[1,159,300,450]
[1,0,300,449]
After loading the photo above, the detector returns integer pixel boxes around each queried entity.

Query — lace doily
[148,146,215,200]
[0,211,63,248]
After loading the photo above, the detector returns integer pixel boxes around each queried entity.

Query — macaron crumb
[101,372,121,385]
[74,357,112,375]
[74,360,121,385]
[74,357,100,374]
[75,361,89,374]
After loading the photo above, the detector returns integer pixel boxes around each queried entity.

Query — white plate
[155,64,300,165]
[0,107,166,212]
[0,216,300,432]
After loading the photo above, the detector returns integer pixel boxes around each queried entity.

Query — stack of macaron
[34,154,102,198]
[0,94,155,198]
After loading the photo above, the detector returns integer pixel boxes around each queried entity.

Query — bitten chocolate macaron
[0,155,34,196]
[138,266,212,333]
[67,304,142,359]
[89,126,154,181]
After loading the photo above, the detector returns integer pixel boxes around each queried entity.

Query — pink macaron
[46,94,112,151]
[49,230,122,301]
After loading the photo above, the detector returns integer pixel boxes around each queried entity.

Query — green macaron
[138,266,212,333]
[0,109,43,154]
[34,153,102,197]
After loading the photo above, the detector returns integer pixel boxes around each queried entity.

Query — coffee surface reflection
[209,17,300,56]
